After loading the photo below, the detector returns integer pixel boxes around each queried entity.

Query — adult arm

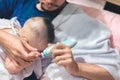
[51,43,115,80]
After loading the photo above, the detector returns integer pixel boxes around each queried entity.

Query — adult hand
[51,43,115,80]
[50,42,79,76]
[1,30,39,63]
[5,38,40,74]
[5,56,33,74]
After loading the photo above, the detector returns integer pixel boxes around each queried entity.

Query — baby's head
[18,17,54,52]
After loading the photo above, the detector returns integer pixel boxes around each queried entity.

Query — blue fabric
[0,0,18,18]
[0,0,50,26]
[10,0,49,26]
[0,0,63,26]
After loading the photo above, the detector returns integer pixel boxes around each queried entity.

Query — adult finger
[21,38,37,51]
[21,39,40,61]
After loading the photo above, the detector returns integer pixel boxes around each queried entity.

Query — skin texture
[36,0,66,11]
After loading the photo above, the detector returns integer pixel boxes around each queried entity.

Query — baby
[0,17,54,80]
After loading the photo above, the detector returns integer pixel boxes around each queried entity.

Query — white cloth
[46,63,84,80]
[45,3,120,80]
[0,17,21,29]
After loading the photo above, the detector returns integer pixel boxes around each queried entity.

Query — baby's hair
[42,17,55,43]
[25,16,55,43]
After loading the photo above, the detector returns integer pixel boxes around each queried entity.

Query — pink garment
[101,11,120,51]
[67,0,106,9]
